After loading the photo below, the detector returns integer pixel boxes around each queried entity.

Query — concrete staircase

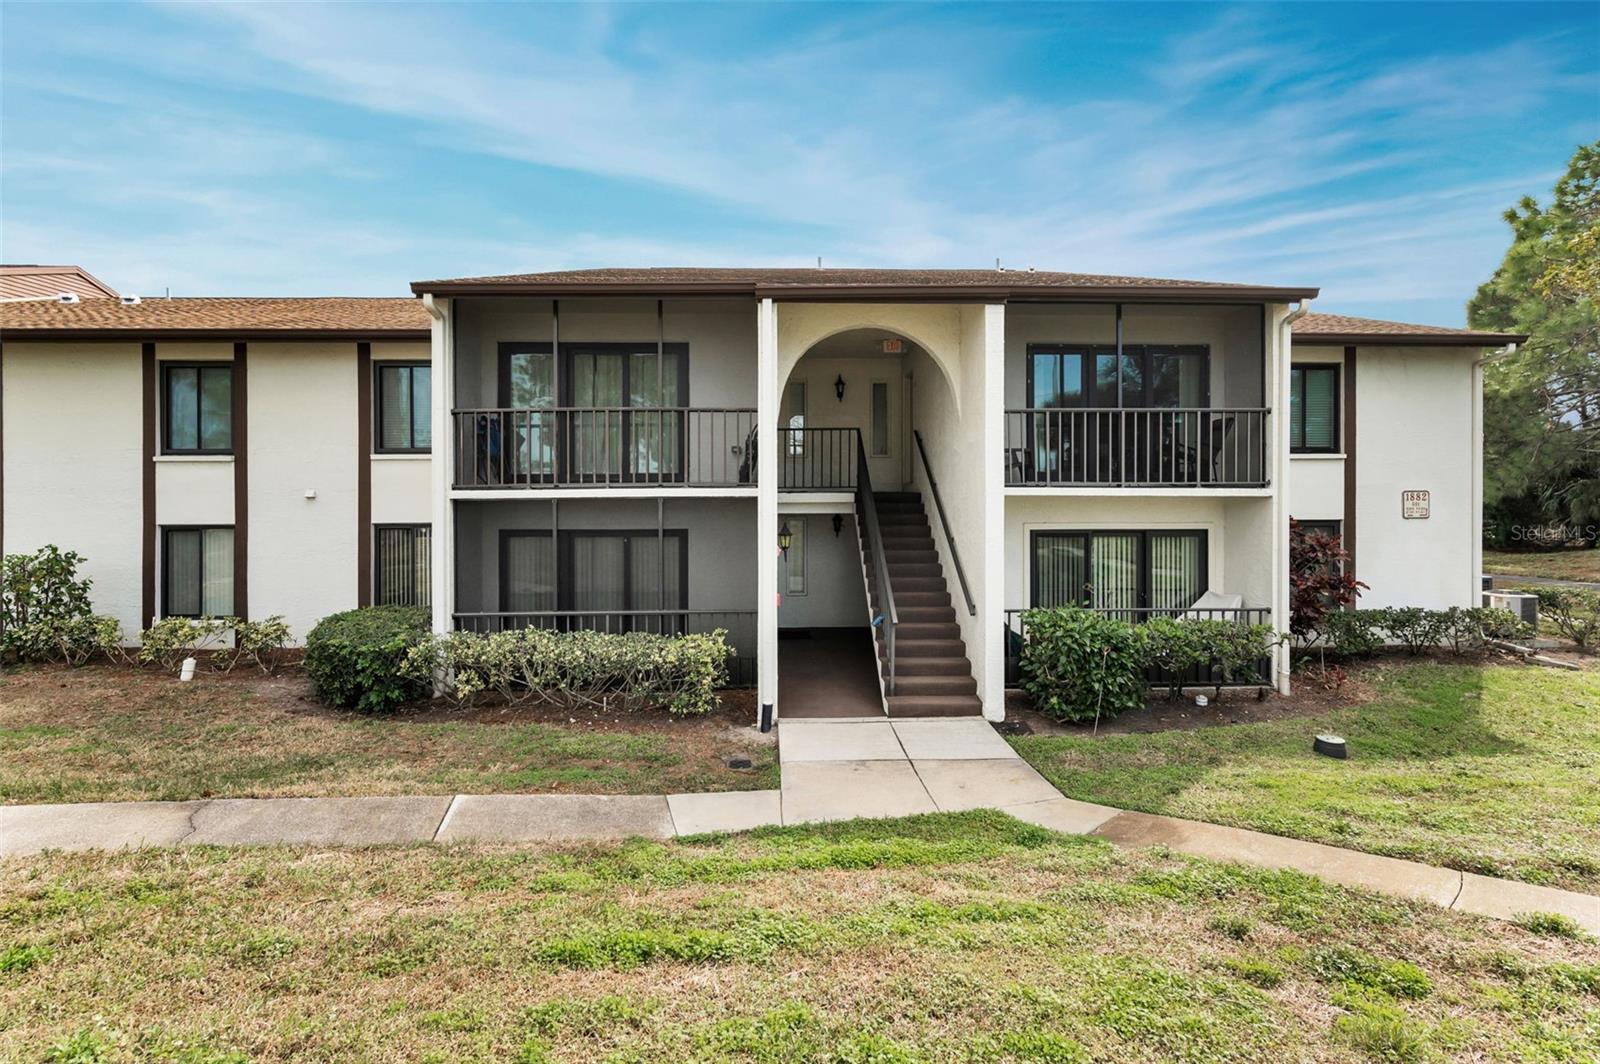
[862,491,983,717]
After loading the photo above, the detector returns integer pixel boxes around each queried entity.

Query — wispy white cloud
[2,3,1594,323]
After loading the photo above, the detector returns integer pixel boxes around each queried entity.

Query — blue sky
[3,2,1596,325]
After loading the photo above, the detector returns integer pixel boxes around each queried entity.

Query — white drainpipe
[1272,299,1311,693]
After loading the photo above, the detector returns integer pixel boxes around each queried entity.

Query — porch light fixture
[834,374,846,402]
[778,522,793,554]
[832,514,844,538]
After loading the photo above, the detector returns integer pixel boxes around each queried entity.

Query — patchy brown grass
[1485,548,1600,584]
[0,664,775,805]
[2,812,1596,1062]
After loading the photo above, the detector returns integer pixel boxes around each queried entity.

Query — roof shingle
[0,296,430,339]
[1292,312,1524,346]
[411,266,1320,301]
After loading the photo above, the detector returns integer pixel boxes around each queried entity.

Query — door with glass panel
[499,345,557,483]
[1024,348,1085,482]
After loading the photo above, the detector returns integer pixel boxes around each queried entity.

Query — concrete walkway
[2,715,1594,934]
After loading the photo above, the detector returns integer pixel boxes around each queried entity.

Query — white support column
[425,294,454,636]
[1268,304,1292,694]
[978,303,1007,721]
[756,298,779,726]
[1470,356,1485,604]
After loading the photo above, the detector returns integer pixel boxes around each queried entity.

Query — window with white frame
[783,518,806,595]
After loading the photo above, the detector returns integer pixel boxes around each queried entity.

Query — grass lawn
[1484,548,1600,583]
[1012,662,1600,894]
[0,665,776,804]
[4,812,1596,1063]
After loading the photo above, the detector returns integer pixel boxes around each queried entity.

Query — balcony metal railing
[777,427,862,490]
[451,609,757,686]
[452,408,758,489]
[1004,408,1270,487]
[1002,606,1275,689]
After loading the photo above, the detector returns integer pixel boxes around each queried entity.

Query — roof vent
[57,292,81,304]
[1027,266,1036,272]
[121,294,142,305]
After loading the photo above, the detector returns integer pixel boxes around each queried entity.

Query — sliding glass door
[499,343,686,484]
[501,529,687,631]
[1030,530,1207,617]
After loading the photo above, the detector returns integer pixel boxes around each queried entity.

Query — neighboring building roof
[1292,312,1524,347]
[411,266,1321,302]
[0,264,120,301]
[0,296,430,340]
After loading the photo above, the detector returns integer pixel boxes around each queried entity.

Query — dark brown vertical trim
[356,342,373,606]
[232,342,249,620]
[141,343,157,627]
[1343,345,1358,582]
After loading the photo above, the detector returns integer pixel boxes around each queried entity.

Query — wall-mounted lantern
[778,522,793,554]
[832,514,844,538]
[834,374,846,402]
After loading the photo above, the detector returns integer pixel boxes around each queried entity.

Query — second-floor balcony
[452,407,758,488]
[1003,407,1271,488]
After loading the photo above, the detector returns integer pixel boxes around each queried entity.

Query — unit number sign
[1401,490,1430,519]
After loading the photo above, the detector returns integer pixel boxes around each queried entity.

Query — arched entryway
[772,307,983,718]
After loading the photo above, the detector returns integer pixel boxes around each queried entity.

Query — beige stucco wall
[3,337,434,643]
[248,343,358,639]
[2,342,145,635]
[1353,345,1480,608]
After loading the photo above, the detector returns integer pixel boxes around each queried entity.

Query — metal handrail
[912,429,975,617]
[854,432,898,697]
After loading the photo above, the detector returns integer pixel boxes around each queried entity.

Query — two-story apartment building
[0,267,1522,727]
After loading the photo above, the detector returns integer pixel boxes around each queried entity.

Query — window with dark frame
[376,363,432,453]
[374,524,432,606]
[1030,529,1208,616]
[1290,365,1339,453]
[162,363,233,453]
[162,526,234,618]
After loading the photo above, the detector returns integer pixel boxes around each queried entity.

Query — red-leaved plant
[1290,519,1368,644]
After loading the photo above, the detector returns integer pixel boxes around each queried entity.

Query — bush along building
[0,265,1524,723]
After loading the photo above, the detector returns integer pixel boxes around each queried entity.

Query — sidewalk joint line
[664,796,680,838]
[432,795,461,842]
[1448,870,1466,910]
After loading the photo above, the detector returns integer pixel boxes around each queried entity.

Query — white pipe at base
[179,657,196,682]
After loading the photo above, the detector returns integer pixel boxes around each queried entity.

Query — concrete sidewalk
[3,715,1594,935]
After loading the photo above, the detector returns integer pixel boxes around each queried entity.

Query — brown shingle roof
[0,296,430,340]
[411,266,1320,302]
[1292,312,1524,347]
[0,264,120,300]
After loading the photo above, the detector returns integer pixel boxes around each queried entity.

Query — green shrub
[1464,605,1533,645]
[405,625,730,716]
[138,616,230,671]
[216,615,292,674]
[1191,618,1279,685]
[1370,608,1452,656]
[304,606,431,712]
[1326,610,1385,659]
[6,615,125,667]
[1527,587,1600,648]
[1018,608,1149,724]
[2,545,99,663]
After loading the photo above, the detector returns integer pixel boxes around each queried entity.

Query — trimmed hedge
[304,606,431,712]
[403,626,730,716]
[1020,607,1281,724]
[1320,606,1532,659]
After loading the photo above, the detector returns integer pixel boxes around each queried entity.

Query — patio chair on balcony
[1182,589,1244,619]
